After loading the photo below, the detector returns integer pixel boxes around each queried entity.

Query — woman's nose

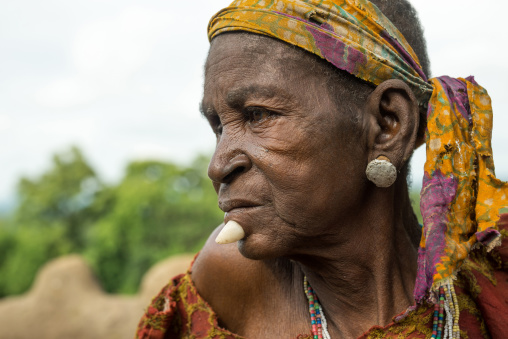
[208,136,252,185]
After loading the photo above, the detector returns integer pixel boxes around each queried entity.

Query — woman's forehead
[206,33,316,76]
[203,34,332,108]
[204,33,340,105]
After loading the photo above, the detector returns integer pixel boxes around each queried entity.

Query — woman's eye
[245,107,272,123]
[209,114,222,135]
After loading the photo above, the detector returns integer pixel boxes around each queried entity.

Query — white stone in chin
[215,220,245,244]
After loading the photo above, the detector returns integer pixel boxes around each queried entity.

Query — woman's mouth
[218,198,260,213]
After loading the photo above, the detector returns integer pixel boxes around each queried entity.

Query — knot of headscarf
[208,0,508,306]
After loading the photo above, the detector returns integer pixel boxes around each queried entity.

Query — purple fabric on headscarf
[414,170,458,302]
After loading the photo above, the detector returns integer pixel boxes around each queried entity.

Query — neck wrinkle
[293,181,419,338]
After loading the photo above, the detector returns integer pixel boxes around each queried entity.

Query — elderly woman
[136,0,508,338]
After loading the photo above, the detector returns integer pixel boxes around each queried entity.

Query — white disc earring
[365,156,397,188]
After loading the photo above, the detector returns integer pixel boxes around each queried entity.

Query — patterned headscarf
[208,0,508,310]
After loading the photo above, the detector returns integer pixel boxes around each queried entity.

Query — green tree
[15,146,108,249]
[85,155,223,294]
[0,148,223,297]
[0,147,108,297]
[0,224,71,296]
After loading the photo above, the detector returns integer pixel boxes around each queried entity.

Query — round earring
[365,156,397,188]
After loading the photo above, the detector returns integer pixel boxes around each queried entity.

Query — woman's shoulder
[136,224,257,339]
[191,223,268,313]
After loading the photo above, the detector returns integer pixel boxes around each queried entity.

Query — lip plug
[215,220,245,244]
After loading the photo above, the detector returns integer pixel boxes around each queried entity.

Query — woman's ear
[364,79,419,168]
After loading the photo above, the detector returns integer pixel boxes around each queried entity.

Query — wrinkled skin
[193,33,421,338]
[203,35,368,261]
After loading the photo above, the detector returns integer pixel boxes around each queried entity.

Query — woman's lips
[219,199,260,213]
[219,199,267,240]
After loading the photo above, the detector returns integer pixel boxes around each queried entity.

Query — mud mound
[0,254,193,339]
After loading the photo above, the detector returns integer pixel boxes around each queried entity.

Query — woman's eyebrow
[200,85,294,118]
[226,85,291,109]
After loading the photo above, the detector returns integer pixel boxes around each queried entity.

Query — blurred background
[0,0,507,336]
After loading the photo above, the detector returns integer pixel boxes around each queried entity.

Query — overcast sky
[1,0,507,207]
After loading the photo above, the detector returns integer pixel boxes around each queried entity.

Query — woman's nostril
[208,151,251,184]
[217,152,252,184]
[223,165,246,183]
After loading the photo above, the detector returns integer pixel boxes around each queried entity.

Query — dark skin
[193,33,421,338]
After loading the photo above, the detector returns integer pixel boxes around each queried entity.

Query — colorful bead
[431,286,448,339]
[304,276,330,339]
[447,281,460,338]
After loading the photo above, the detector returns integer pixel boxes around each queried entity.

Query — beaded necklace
[305,277,460,339]
[431,281,460,339]
[303,276,331,339]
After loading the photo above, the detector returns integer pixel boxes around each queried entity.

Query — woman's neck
[289,182,420,338]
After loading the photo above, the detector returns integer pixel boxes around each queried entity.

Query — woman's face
[202,34,369,259]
